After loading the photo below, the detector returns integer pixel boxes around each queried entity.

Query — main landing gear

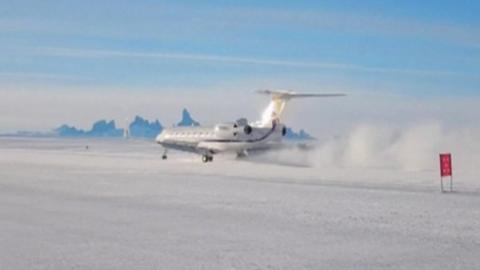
[202,155,213,163]
[162,149,168,160]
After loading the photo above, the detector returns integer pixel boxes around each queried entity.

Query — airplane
[155,90,345,162]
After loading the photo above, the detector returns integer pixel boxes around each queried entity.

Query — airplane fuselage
[156,121,286,158]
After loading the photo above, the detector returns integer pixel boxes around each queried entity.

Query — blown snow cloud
[308,122,480,186]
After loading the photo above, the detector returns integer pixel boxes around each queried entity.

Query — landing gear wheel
[202,155,213,163]
[236,151,248,159]
[162,155,167,160]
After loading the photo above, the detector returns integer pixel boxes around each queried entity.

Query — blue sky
[0,1,479,131]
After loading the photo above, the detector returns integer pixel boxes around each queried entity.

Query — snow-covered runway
[1,138,479,269]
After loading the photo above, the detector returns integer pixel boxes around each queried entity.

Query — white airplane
[156,90,345,162]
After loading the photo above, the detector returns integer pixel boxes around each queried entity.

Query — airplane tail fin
[256,90,345,126]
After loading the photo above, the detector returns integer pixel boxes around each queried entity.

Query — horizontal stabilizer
[256,90,346,100]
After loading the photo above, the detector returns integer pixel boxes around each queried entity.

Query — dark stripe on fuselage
[202,123,277,143]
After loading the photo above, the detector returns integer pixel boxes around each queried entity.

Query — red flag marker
[439,153,453,192]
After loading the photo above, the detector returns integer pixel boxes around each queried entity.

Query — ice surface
[0,137,479,270]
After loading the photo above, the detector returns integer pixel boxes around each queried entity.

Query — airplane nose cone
[156,131,165,144]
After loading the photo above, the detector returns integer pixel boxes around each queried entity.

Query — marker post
[439,153,453,193]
